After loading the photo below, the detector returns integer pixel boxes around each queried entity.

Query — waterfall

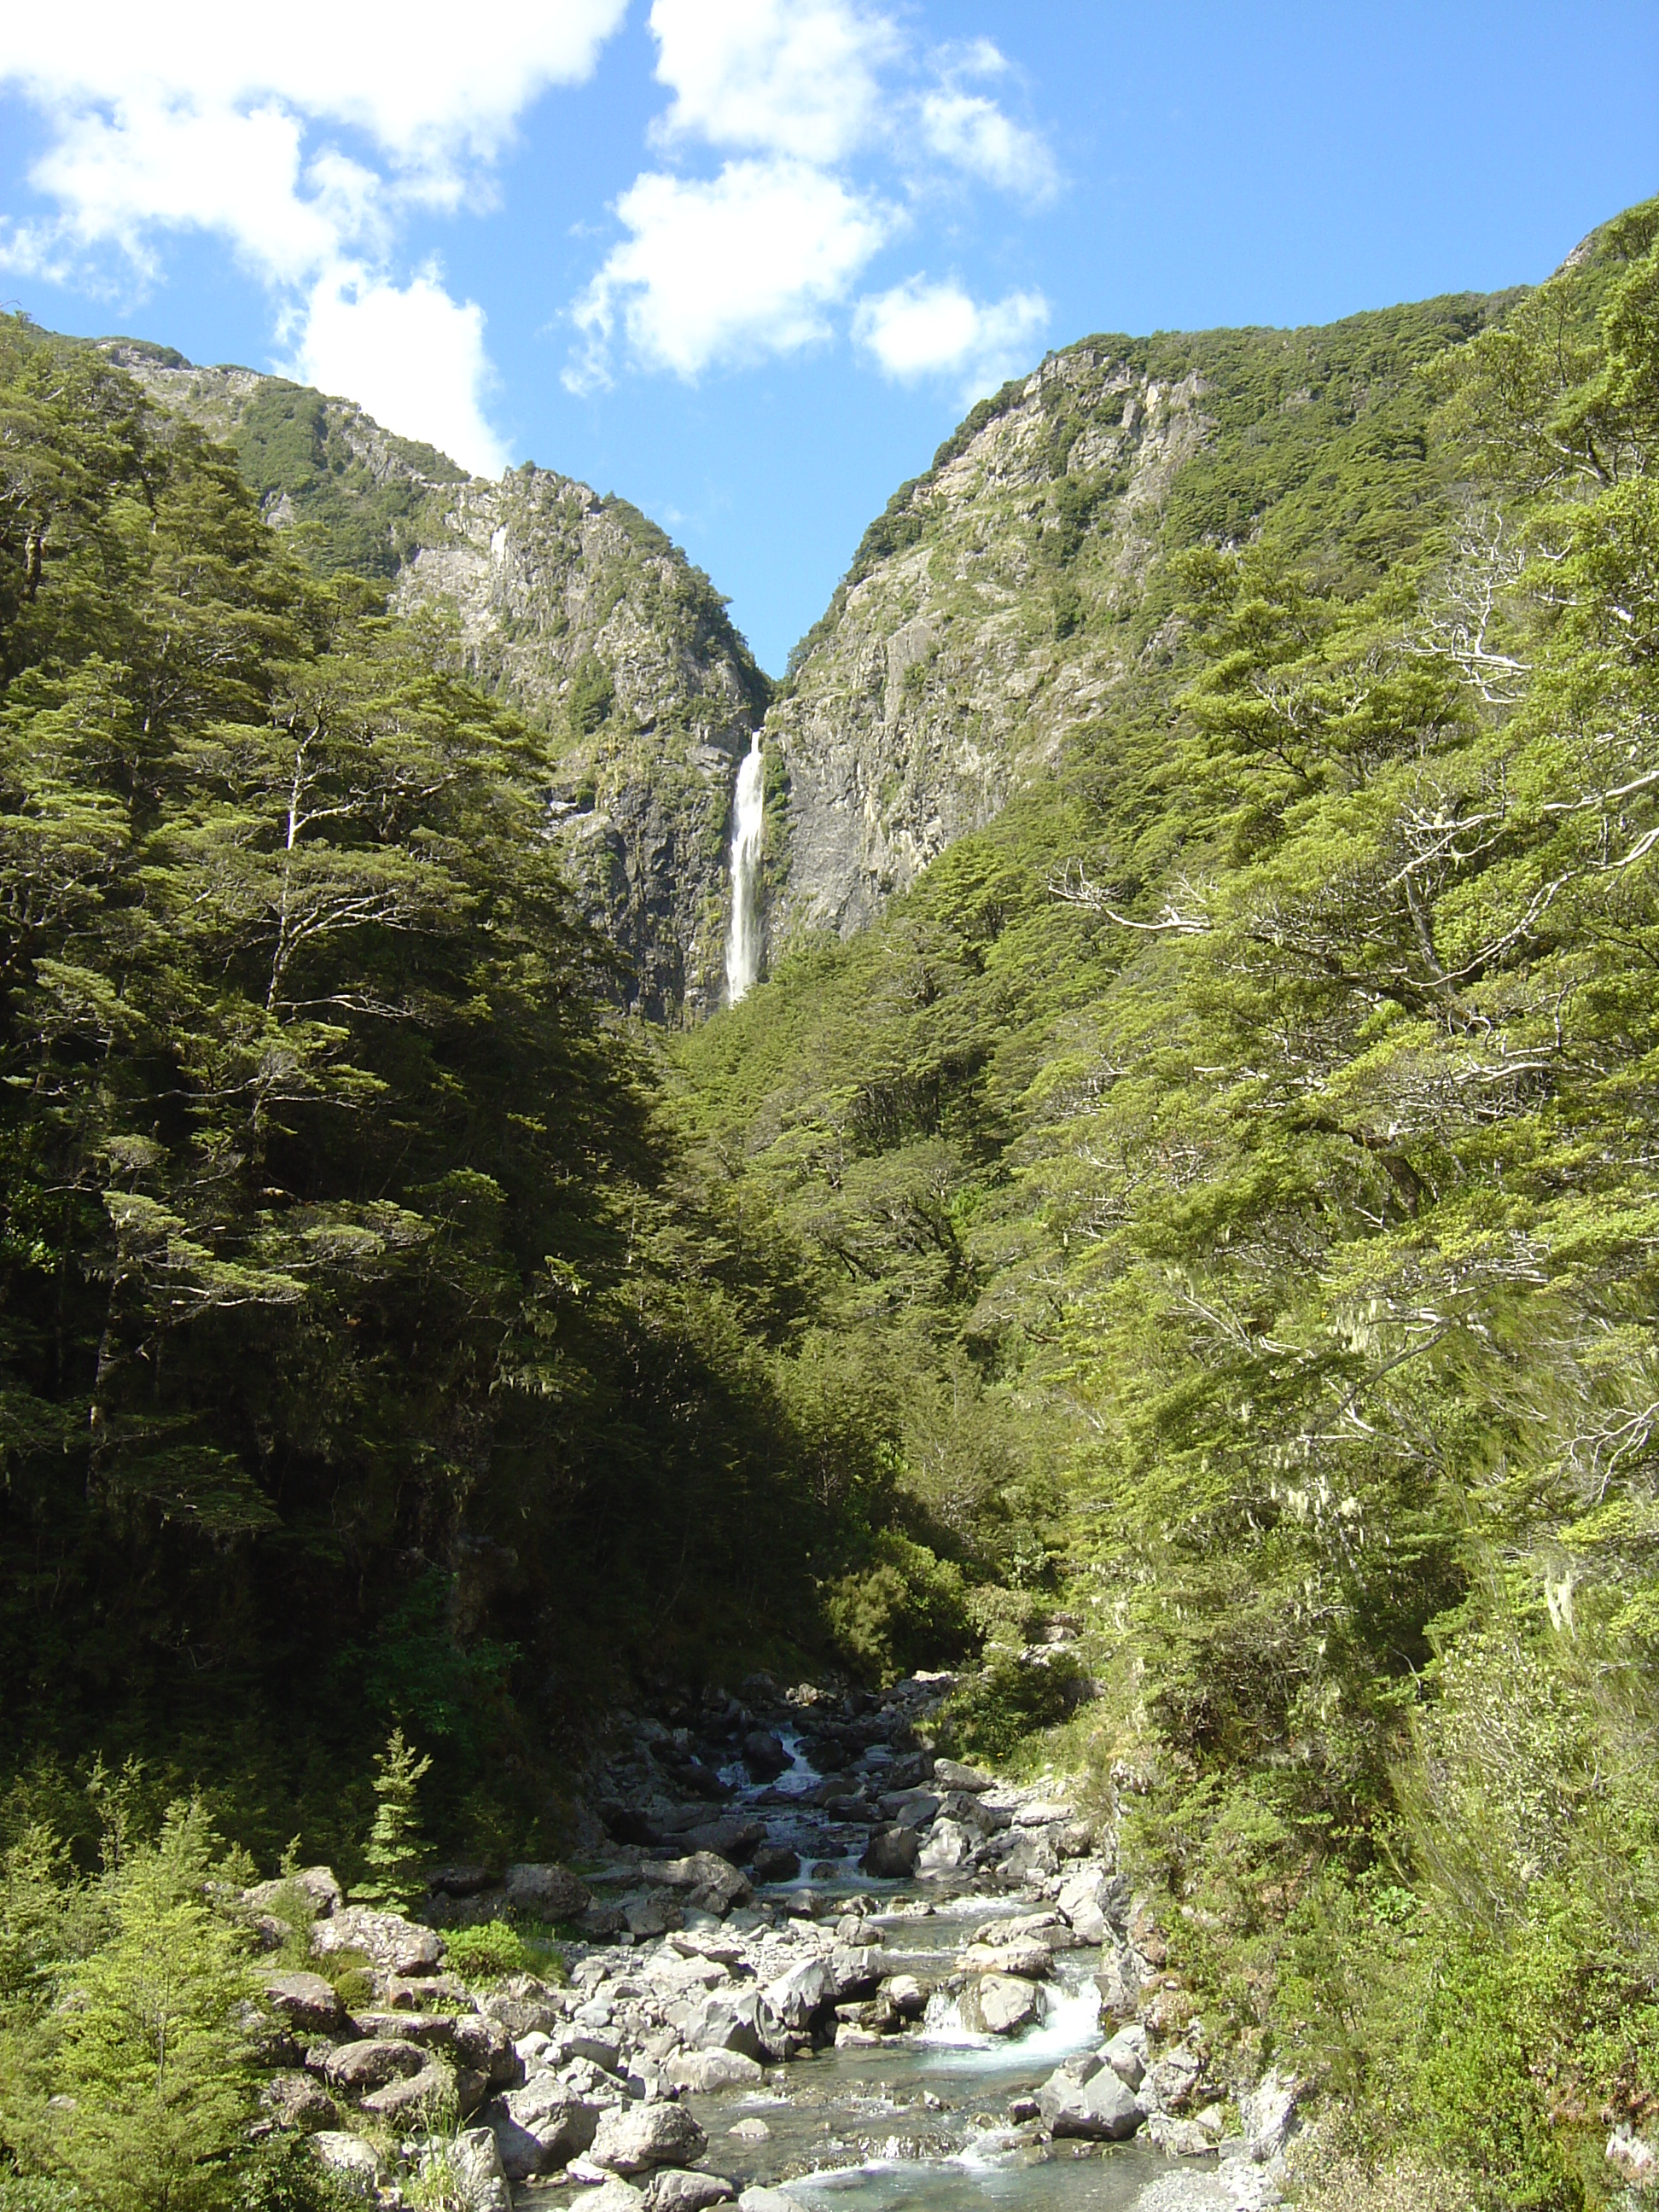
[725,732,765,1004]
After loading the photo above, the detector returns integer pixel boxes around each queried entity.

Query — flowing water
[725,735,765,1004]
[551,1723,1175,2212]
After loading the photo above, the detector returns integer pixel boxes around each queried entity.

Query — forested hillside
[1,191,1656,2212]
[674,199,1659,2203]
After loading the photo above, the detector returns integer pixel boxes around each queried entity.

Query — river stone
[932,1758,992,1792]
[750,1843,800,1883]
[764,1956,838,2032]
[360,2057,453,2120]
[643,2171,736,2212]
[737,2189,798,2211]
[958,1974,1043,2036]
[311,2131,383,2192]
[742,1730,790,1778]
[667,2048,765,2092]
[1038,2057,1143,2140]
[261,2069,339,2132]
[323,2036,428,2093]
[828,1945,884,1999]
[915,1819,973,1877]
[447,2127,512,2212]
[591,2101,708,2175]
[584,2185,647,2212]
[246,1866,343,1918]
[1057,1865,1115,1945]
[495,2081,601,2175]
[262,1969,342,2032]
[958,1940,1053,1978]
[311,1905,445,1977]
[859,1826,920,1878]
[1103,2023,1150,2089]
[685,1988,787,2062]
[503,1861,591,1918]
[881,1973,928,2017]
[651,1852,752,1914]
[682,1817,766,1862]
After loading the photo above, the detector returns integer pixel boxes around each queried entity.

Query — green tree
[351,1730,431,1911]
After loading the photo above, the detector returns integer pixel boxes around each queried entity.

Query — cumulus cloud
[854,276,1048,397]
[570,2,1057,389]
[0,0,630,463]
[569,158,890,387]
[286,264,509,478]
[648,0,900,163]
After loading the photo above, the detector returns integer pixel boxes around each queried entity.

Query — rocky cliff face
[759,346,1211,956]
[106,344,767,1023]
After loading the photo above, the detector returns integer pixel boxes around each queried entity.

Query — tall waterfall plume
[725,733,765,1004]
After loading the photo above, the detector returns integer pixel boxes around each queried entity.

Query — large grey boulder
[859,1826,920,1879]
[446,2128,512,2212]
[360,2057,452,2121]
[651,1852,752,1915]
[323,2036,427,2094]
[932,1758,992,1792]
[246,1866,342,1918]
[310,2132,383,2194]
[742,1731,790,1778]
[503,1861,591,1918]
[916,1819,973,1877]
[958,1939,1052,1979]
[591,2100,708,2175]
[493,2080,601,2177]
[737,2189,800,2212]
[311,1905,445,1977]
[667,2048,764,2093]
[1239,2068,1298,2157]
[260,2069,338,2133]
[684,1988,787,2062]
[750,1844,800,1884]
[261,1970,342,2032]
[763,1956,838,2033]
[1102,2023,1149,2089]
[643,2172,736,2212]
[1057,1864,1116,1945]
[958,1973,1043,2036]
[1037,2055,1143,2140]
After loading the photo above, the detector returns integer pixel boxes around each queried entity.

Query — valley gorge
[3,194,1659,2212]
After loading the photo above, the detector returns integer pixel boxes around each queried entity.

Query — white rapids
[726,731,765,1004]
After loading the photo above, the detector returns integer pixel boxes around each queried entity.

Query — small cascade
[725,732,765,1004]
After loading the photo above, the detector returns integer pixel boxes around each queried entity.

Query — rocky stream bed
[248,1674,1298,2212]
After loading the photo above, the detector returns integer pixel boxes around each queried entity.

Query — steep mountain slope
[104,343,768,1021]
[758,291,1513,965]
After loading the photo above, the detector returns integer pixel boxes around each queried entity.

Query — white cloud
[918,90,1057,201]
[569,158,891,387]
[854,275,1047,397]
[0,1,630,467]
[648,0,900,164]
[286,264,508,478]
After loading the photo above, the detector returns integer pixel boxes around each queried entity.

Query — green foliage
[944,1651,1092,1761]
[439,1920,527,1984]
[350,1732,430,1912]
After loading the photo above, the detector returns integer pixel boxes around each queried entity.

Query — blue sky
[1,2,1655,674]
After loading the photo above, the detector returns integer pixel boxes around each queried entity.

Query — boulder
[584,2185,647,2212]
[750,1844,800,1885]
[936,1791,1012,1835]
[1147,2114,1213,2157]
[1037,2057,1143,2141]
[958,1974,1043,2036]
[1102,2023,1149,2090]
[360,2058,454,2121]
[311,1906,445,1978]
[479,1975,566,2040]
[1239,2068,1299,2157]
[1057,1865,1117,1946]
[685,1989,787,2063]
[763,1957,838,2033]
[643,2172,736,2212]
[992,1827,1057,1882]
[246,1866,342,1919]
[591,2100,709,2176]
[916,1819,973,1877]
[932,1758,992,1792]
[502,1861,591,1918]
[742,1731,791,1779]
[667,2048,765,2092]
[881,1973,928,2018]
[958,1941,1053,1979]
[738,2190,799,2212]
[682,1818,765,1863]
[260,2069,338,2133]
[310,2132,383,2193]
[1143,2044,1202,2114]
[428,1863,494,1897]
[323,2037,428,2094]
[1095,1941,1142,2021]
[859,1827,921,1879]
[493,2081,600,2178]
[829,1946,885,2000]
[651,1852,752,1915]
[261,1970,342,2033]
[447,2127,513,2212]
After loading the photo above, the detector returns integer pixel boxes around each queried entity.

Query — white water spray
[725,732,765,1004]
